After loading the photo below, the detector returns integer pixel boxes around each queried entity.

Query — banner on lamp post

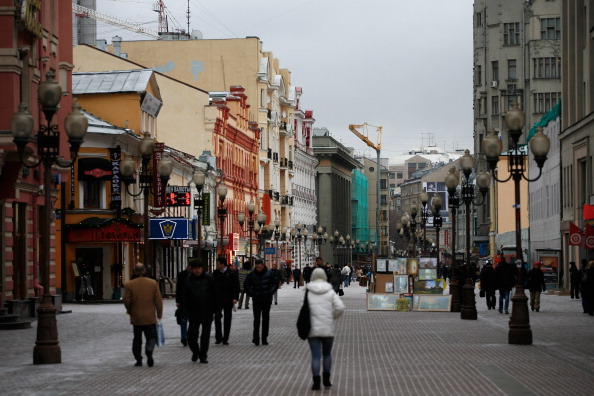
[569,222,583,246]
[585,224,594,250]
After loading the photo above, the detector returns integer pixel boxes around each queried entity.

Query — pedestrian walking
[341,265,351,287]
[123,263,163,367]
[212,256,240,345]
[569,261,581,299]
[175,265,190,346]
[271,263,282,305]
[479,261,497,310]
[495,257,515,314]
[303,263,313,284]
[237,260,252,309]
[304,268,345,390]
[183,258,215,364]
[293,266,302,288]
[329,264,342,293]
[284,264,292,285]
[527,262,546,312]
[244,259,278,345]
[582,260,594,316]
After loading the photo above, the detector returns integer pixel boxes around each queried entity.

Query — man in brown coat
[123,263,163,367]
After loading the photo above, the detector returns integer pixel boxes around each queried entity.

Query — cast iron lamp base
[33,297,61,364]
[450,280,462,312]
[460,278,477,320]
[508,287,533,345]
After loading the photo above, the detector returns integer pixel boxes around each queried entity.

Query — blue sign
[149,218,190,239]
[265,247,276,255]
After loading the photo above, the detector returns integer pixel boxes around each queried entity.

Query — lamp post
[237,201,256,265]
[10,71,89,364]
[216,184,228,257]
[458,150,491,320]
[431,194,443,264]
[482,103,551,344]
[445,167,462,312]
[274,218,281,267]
[192,171,206,260]
[120,133,173,276]
[254,211,267,258]
[420,190,429,256]
[330,230,340,266]
[314,226,328,258]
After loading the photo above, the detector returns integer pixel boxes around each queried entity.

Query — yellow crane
[348,124,384,259]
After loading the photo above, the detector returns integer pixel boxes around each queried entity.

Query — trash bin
[359,275,367,287]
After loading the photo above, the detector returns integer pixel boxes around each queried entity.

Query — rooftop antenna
[186,0,190,34]
[153,0,168,34]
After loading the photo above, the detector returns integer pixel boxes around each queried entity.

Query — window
[380,195,387,205]
[475,65,482,85]
[541,18,560,40]
[507,59,517,80]
[397,172,403,179]
[492,96,499,115]
[389,173,395,179]
[534,57,560,78]
[506,94,518,110]
[504,23,520,45]
[492,61,499,81]
[476,12,483,27]
[82,180,101,209]
[533,92,560,113]
[380,179,387,189]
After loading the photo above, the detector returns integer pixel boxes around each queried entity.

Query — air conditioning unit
[491,81,498,88]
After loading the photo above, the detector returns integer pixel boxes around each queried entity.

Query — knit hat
[311,268,327,282]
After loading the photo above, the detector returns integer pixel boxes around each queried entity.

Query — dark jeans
[179,317,188,340]
[188,318,212,360]
[294,278,300,288]
[214,303,233,342]
[252,297,272,342]
[308,337,334,376]
[570,282,580,299]
[132,324,157,361]
[499,290,511,312]
[486,290,496,309]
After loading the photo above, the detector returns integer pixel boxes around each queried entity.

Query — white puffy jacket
[306,278,345,338]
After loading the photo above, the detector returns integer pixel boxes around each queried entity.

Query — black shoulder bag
[296,290,311,340]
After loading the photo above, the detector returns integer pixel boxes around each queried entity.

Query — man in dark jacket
[244,259,278,346]
[182,259,215,363]
[293,266,302,288]
[212,256,240,345]
[527,261,547,312]
[175,265,190,346]
[303,264,313,284]
[495,257,515,314]
[479,261,497,310]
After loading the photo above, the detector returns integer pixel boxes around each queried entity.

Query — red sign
[67,222,141,243]
[584,204,594,221]
[262,194,271,225]
[83,168,112,178]
[153,143,165,207]
[443,230,449,247]
[586,224,594,250]
[231,233,239,251]
[569,222,583,246]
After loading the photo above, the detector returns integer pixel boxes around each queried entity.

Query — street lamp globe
[217,184,228,200]
[529,127,551,168]
[504,102,526,131]
[139,132,155,158]
[247,201,256,215]
[274,218,281,228]
[482,129,503,167]
[420,190,429,206]
[10,103,34,142]
[445,167,460,194]
[476,171,492,195]
[256,211,267,226]
[238,212,246,226]
[156,153,173,180]
[303,228,309,237]
[37,70,62,110]
[410,203,418,216]
[334,230,339,238]
[460,149,475,179]
[119,157,136,181]
[193,172,206,190]
[64,102,88,144]
[432,194,443,210]
[317,226,324,234]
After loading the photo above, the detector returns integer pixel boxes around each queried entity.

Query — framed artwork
[397,293,413,311]
[367,293,398,311]
[71,262,80,277]
[413,279,446,294]
[396,257,407,274]
[419,257,437,269]
[413,294,421,311]
[407,258,419,277]
[394,275,409,293]
[385,282,394,293]
[418,268,437,280]
[417,295,452,311]
[387,259,399,273]
[376,259,387,273]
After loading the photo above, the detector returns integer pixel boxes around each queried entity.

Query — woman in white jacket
[305,268,345,390]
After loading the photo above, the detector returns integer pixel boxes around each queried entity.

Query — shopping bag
[156,320,165,347]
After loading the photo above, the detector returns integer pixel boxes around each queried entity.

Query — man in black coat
[244,259,278,346]
[527,261,547,312]
[175,265,190,346]
[212,256,240,345]
[293,266,302,288]
[182,258,215,363]
[495,257,515,314]
[303,264,313,284]
[479,261,497,310]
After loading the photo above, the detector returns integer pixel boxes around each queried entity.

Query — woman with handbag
[304,268,345,390]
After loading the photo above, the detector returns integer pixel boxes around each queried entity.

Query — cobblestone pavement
[1,283,593,396]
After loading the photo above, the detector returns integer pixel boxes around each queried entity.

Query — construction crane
[349,123,384,259]
[73,3,160,39]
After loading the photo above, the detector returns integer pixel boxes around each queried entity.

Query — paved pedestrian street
[1,283,593,396]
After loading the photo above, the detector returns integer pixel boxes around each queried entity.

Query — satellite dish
[190,30,203,40]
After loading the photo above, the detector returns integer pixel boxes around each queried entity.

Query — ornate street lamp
[431,194,443,264]
[445,166,462,312]
[408,205,418,258]
[237,201,257,265]
[458,150,491,320]
[10,71,89,364]
[120,132,173,276]
[482,103,551,345]
[420,190,430,255]
[216,184,228,257]
[274,218,281,268]
[192,171,206,260]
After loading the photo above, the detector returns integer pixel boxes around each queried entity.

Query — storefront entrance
[75,247,103,300]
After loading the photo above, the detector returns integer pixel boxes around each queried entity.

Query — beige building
[473,0,562,257]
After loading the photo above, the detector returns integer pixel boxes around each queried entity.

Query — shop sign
[68,222,140,243]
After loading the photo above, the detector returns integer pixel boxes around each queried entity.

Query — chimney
[96,39,107,52]
[112,36,122,57]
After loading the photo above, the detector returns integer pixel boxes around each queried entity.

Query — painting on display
[367,293,398,311]
[396,293,414,312]
[387,259,399,273]
[396,257,408,274]
[385,282,394,293]
[394,275,409,293]
[376,259,387,273]
[419,257,438,269]
[413,279,446,294]
[407,258,419,277]
[417,295,452,311]
[418,268,437,281]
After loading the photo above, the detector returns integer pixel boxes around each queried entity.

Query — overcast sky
[93,0,475,161]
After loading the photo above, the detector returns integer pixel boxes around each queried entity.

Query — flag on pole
[585,223,594,250]
[569,222,583,246]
